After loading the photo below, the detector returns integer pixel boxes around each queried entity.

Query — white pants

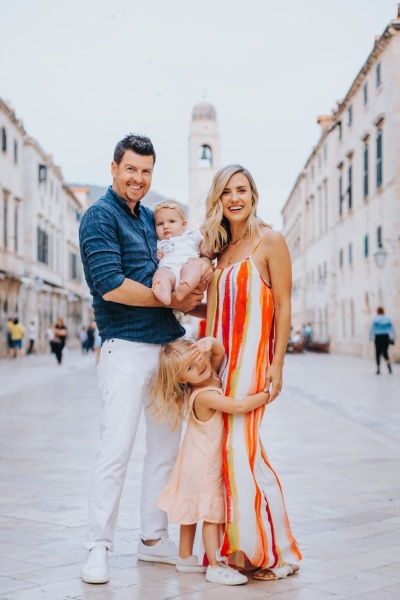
[86,338,181,551]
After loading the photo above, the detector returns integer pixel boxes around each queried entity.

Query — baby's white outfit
[157,230,203,285]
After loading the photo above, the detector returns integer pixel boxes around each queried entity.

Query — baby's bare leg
[175,258,203,301]
[152,267,176,305]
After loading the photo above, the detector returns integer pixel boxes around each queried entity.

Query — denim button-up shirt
[79,186,184,344]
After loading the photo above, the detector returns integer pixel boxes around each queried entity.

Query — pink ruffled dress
[157,387,225,524]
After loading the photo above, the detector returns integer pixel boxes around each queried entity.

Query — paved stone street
[0,348,399,600]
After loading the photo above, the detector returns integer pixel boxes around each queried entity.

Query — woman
[202,164,301,580]
[370,307,395,374]
[52,318,67,365]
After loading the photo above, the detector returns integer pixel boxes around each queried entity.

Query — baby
[152,201,211,305]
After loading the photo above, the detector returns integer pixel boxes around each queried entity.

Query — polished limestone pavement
[0,347,399,600]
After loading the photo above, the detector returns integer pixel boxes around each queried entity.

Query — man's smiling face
[111,150,154,211]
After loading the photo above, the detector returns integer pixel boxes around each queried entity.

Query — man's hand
[170,289,204,313]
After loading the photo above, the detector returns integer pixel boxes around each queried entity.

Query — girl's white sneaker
[176,555,207,573]
[205,563,248,585]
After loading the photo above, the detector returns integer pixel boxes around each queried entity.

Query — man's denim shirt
[79,186,184,344]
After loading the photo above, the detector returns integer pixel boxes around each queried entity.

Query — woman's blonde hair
[202,164,267,255]
[149,339,193,430]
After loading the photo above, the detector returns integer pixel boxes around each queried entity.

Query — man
[79,134,211,584]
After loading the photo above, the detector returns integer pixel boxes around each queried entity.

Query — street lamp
[373,245,388,269]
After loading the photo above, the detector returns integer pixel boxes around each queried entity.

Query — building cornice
[0,97,26,136]
[281,16,400,216]
[24,136,64,181]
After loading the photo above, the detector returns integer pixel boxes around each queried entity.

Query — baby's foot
[175,281,191,301]
[152,281,172,305]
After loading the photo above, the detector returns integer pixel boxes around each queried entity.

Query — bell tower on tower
[188,102,221,228]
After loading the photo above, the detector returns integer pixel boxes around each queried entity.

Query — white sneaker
[176,555,207,573]
[206,563,248,586]
[81,546,109,584]
[137,536,178,565]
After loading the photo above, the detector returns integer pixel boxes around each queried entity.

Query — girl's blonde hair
[149,339,193,430]
[202,164,267,255]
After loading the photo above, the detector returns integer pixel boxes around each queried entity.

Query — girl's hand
[189,336,213,361]
[263,362,283,403]
[156,249,164,260]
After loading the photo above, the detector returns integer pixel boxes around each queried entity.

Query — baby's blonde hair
[149,339,193,430]
[153,201,186,221]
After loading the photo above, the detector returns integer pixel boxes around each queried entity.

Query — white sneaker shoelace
[88,547,107,568]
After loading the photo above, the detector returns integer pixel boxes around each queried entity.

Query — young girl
[150,336,270,586]
[152,201,213,305]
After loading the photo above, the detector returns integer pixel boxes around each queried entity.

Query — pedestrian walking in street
[93,323,101,365]
[6,317,13,357]
[370,307,396,374]
[151,336,270,586]
[79,326,88,353]
[46,326,55,354]
[79,133,213,584]
[27,321,37,355]
[9,318,25,359]
[52,318,67,365]
[86,323,95,352]
[199,164,301,580]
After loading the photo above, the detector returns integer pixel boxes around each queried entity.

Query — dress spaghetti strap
[251,228,269,255]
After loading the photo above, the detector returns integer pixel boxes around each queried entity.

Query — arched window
[198,144,212,168]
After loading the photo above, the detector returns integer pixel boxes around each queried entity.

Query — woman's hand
[198,258,214,286]
[263,362,283,403]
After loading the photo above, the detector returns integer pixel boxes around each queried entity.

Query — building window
[339,248,343,268]
[376,129,383,188]
[324,144,327,162]
[198,144,212,168]
[348,164,352,210]
[14,205,18,252]
[377,225,382,248]
[339,174,344,216]
[348,105,352,127]
[376,62,381,88]
[348,243,353,265]
[38,164,47,183]
[1,127,7,153]
[338,122,342,140]
[363,142,369,197]
[37,226,49,264]
[364,234,369,258]
[13,140,18,164]
[363,83,368,105]
[3,198,8,248]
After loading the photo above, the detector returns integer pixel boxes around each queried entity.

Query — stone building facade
[0,99,91,357]
[282,9,400,361]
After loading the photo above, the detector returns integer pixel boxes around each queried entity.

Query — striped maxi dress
[206,253,302,569]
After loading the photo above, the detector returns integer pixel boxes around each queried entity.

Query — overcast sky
[0,0,396,228]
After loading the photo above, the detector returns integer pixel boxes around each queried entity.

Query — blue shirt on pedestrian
[79,186,185,344]
[370,315,396,342]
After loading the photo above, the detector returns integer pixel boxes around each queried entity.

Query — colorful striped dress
[206,251,302,570]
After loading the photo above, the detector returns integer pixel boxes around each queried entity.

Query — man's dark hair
[114,134,156,165]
